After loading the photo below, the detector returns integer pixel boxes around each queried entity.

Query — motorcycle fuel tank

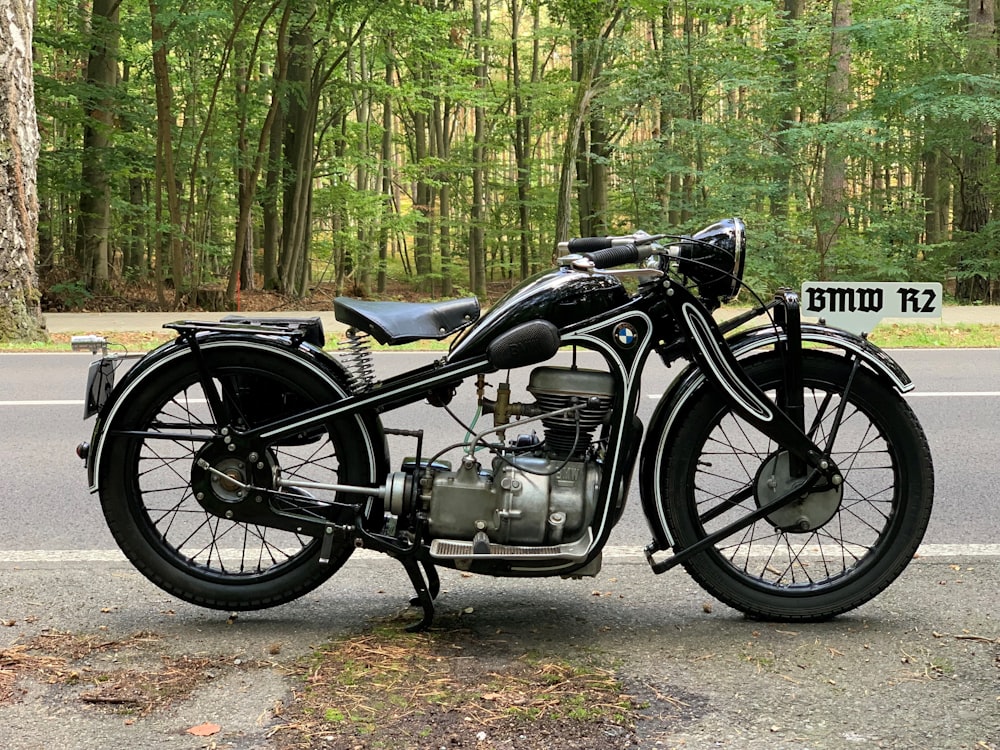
[447,267,628,363]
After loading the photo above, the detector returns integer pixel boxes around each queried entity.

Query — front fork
[646,286,846,573]
[772,289,806,478]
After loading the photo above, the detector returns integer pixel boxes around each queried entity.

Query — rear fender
[84,334,386,491]
[638,323,913,548]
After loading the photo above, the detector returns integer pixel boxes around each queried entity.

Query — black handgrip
[566,236,615,253]
[583,244,640,269]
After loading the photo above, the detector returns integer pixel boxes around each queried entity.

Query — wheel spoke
[676,362,912,594]
[697,482,755,525]
[114,357,358,585]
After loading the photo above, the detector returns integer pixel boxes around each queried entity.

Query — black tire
[659,350,933,620]
[98,340,381,610]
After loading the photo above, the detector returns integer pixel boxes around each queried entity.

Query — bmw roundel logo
[614,322,638,348]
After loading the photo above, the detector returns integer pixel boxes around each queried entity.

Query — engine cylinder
[527,367,615,457]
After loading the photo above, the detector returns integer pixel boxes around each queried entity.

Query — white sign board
[800,282,943,335]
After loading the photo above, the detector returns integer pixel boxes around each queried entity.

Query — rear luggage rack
[164,316,326,348]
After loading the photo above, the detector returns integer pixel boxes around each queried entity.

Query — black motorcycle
[75,218,933,630]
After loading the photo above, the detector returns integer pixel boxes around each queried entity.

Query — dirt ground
[2,554,998,750]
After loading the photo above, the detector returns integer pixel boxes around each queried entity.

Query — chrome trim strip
[681,302,774,422]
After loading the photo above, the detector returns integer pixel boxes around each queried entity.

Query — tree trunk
[75,0,119,290]
[957,0,993,235]
[554,6,623,251]
[922,150,942,244]
[954,0,995,300]
[279,8,317,298]
[233,3,254,302]
[510,0,533,277]
[0,0,47,341]
[555,43,598,249]
[470,0,487,297]
[150,0,187,305]
[262,79,283,291]
[412,107,433,281]
[814,0,852,280]
[575,101,593,237]
[771,0,803,221]
[377,35,393,295]
[587,113,610,237]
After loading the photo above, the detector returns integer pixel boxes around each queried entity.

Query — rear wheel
[99,341,381,610]
[659,351,933,620]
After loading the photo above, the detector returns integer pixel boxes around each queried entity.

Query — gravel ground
[1,552,997,750]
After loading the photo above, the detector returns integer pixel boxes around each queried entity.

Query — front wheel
[98,340,383,610]
[658,350,933,620]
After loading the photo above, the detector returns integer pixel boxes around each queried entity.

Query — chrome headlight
[672,217,746,303]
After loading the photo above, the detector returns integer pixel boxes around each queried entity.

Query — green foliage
[29,0,1000,307]
[939,222,1000,303]
[45,281,93,310]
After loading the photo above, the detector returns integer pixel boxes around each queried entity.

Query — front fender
[84,333,377,491]
[638,323,913,548]
[729,323,912,392]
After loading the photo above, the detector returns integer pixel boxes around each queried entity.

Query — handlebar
[558,230,665,255]
[558,231,667,271]
[559,218,746,303]
[580,244,645,269]
[563,236,619,253]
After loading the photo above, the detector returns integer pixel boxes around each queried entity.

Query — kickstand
[417,558,441,602]
[399,554,437,632]
[354,513,441,632]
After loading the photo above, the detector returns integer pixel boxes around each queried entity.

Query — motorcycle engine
[407,366,615,547]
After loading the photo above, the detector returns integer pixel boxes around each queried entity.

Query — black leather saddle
[333,296,481,345]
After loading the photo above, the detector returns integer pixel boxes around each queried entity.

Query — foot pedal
[430,531,593,561]
[472,531,491,555]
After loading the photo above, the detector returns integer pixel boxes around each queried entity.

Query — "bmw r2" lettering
[805,286,937,315]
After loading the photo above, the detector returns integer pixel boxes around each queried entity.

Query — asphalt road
[1,348,998,749]
[0,348,998,552]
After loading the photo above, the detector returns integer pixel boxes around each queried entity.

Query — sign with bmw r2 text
[800,282,943,335]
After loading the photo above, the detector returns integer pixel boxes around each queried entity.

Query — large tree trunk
[954,0,996,301]
[922,149,944,244]
[0,0,47,341]
[771,0,803,221]
[412,108,434,282]
[75,0,119,290]
[232,4,255,301]
[150,0,187,306]
[510,0,534,278]
[586,114,610,237]
[279,8,317,298]
[814,0,852,280]
[376,35,393,294]
[957,0,993,235]
[470,0,487,298]
[262,83,283,291]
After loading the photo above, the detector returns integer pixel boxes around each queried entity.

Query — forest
[30,0,1000,312]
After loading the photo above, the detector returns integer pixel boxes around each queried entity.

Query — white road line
[0,400,83,406]
[904,392,1000,398]
[645,392,1000,399]
[2,543,998,564]
[2,393,999,407]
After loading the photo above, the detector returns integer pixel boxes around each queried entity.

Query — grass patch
[0,332,175,353]
[866,322,1000,348]
[275,622,642,749]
